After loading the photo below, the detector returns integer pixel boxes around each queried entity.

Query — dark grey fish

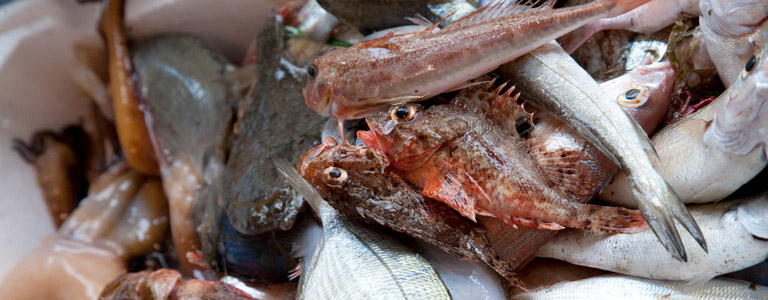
[223,12,325,235]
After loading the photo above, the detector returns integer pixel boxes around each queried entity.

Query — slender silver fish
[496,41,706,262]
[512,275,768,299]
[275,161,451,300]
[602,44,768,205]
[537,193,768,282]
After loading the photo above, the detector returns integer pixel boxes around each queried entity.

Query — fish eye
[617,86,649,108]
[307,64,317,79]
[745,55,757,73]
[323,167,347,185]
[390,105,417,122]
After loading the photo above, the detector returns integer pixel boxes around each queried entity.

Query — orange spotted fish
[358,85,648,233]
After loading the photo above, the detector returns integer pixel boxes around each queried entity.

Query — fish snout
[303,81,332,117]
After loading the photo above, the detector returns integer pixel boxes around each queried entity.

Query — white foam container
[0,0,287,281]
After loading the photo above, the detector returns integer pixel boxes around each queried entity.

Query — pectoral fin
[421,161,489,222]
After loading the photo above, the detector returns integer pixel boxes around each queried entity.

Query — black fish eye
[307,64,317,79]
[745,55,757,73]
[323,166,347,184]
[390,105,416,122]
[624,88,641,100]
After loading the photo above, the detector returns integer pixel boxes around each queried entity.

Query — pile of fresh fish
[4,0,768,299]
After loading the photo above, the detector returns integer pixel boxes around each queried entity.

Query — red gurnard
[303,0,652,141]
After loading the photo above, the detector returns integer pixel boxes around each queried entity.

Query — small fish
[304,0,651,141]
[601,45,768,205]
[359,88,648,234]
[275,161,451,300]
[496,41,705,262]
[512,274,768,299]
[700,0,768,87]
[559,0,700,53]
[538,193,768,282]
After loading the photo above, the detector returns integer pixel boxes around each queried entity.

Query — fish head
[303,50,344,117]
[297,137,395,208]
[720,44,768,130]
[358,104,466,171]
[700,0,768,36]
[604,61,675,134]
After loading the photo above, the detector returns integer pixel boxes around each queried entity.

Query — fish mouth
[298,137,338,177]
[303,84,333,116]
[357,129,392,155]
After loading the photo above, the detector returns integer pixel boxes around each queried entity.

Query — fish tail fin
[632,179,707,263]
[573,203,649,233]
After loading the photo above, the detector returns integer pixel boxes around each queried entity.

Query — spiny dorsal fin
[443,0,556,30]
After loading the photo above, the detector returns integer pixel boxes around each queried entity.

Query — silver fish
[275,161,451,300]
[601,44,768,205]
[537,193,768,282]
[512,275,768,299]
[496,41,706,262]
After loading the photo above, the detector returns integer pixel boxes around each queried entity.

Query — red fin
[576,204,649,233]
[444,0,556,30]
[501,215,565,230]
[528,146,603,202]
[421,162,490,222]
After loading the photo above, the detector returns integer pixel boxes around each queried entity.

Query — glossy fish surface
[538,193,768,282]
[275,161,451,300]
[359,86,648,234]
[496,41,705,262]
[304,0,651,136]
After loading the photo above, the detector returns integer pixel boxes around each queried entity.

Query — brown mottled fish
[303,0,652,141]
[297,137,520,283]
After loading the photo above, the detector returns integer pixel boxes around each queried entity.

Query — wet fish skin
[538,193,768,282]
[512,275,768,300]
[496,41,705,262]
[599,61,675,135]
[700,0,768,87]
[360,98,648,234]
[304,0,651,130]
[601,44,768,205]
[224,12,322,235]
[297,137,519,282]
[276,161,451,300]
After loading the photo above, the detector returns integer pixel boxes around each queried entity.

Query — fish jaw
[302,80,332,117]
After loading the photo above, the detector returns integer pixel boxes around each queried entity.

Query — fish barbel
[275,160,451,300]
[496,41,706,262]
[303,0,651,141]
